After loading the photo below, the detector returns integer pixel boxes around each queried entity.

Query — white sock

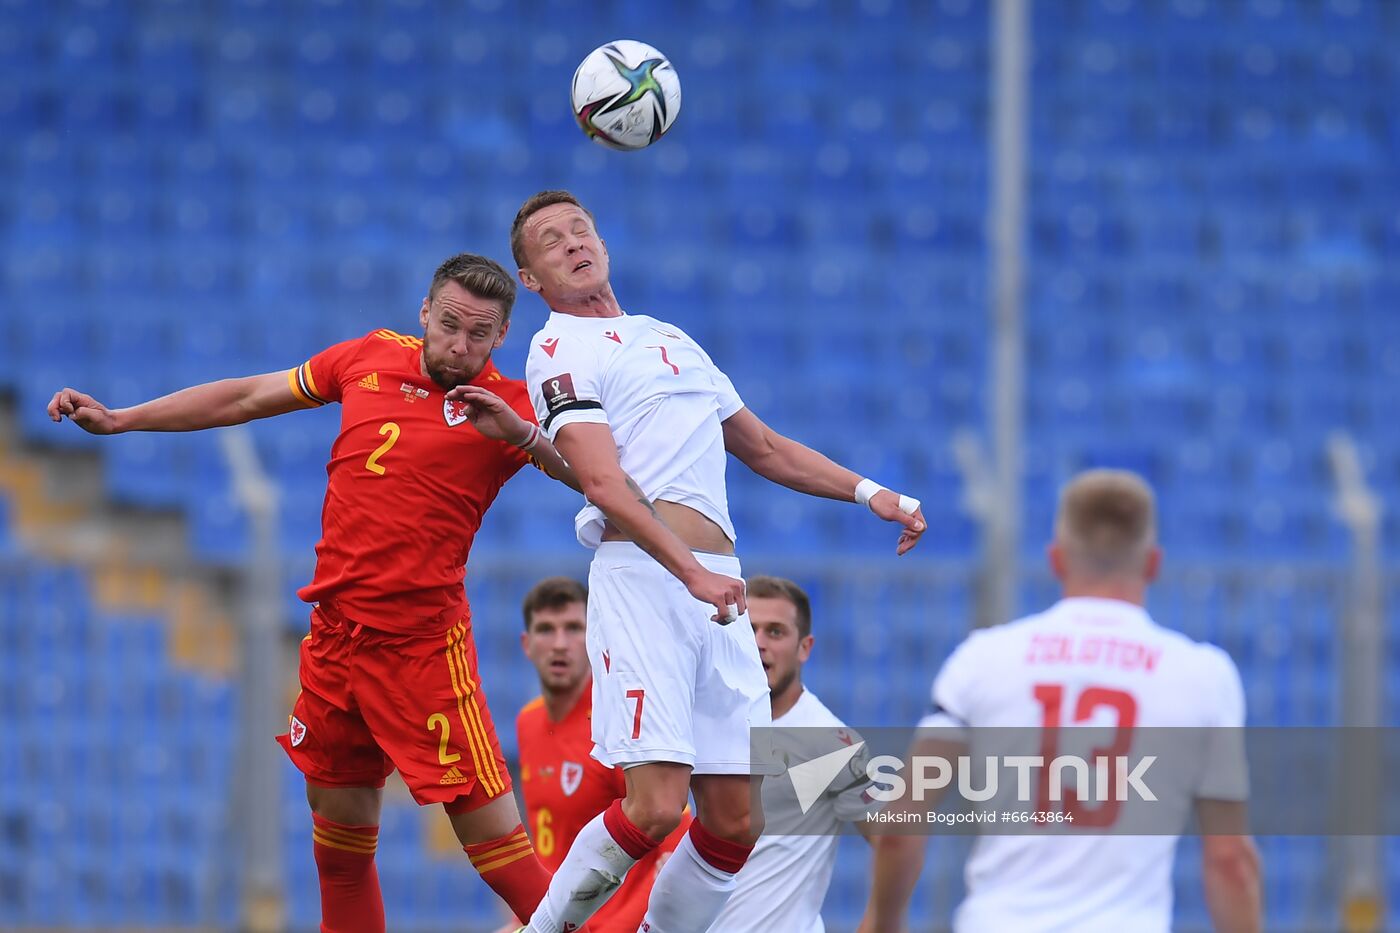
[526,811,640,933]
[637,831,744,933]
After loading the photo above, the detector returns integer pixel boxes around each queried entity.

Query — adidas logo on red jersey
[439,766,470,786]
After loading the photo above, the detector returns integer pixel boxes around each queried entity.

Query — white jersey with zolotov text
[921,596,1248,933]
[524,311,743,549]
[708,689,876,933]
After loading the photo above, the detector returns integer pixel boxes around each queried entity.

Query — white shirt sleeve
[710,363,745,420]
[1194,645,1250,801]
[526,333,611,442]
[916,632,983,730]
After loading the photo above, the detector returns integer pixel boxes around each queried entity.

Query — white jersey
[709,689,875,933]
[525,311,743,548]
[924,597,1247,933]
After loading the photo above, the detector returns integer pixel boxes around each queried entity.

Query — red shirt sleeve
[288,335,367,408]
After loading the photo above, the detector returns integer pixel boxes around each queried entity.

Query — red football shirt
[289,328,535,633]
[517,685,687,932]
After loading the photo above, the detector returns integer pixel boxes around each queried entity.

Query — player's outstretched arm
[553,421,747,622]
[857,733,961,933]
[722,407,926,555]
[47,371,309,435]
[444,384,581,492]
[1197,800,1263,933]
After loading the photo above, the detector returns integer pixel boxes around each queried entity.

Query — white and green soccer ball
[570,39,681,151]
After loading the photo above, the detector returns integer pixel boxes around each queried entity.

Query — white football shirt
[525,311,743,549]
[922,597,1247,933]
[708,689,875,933]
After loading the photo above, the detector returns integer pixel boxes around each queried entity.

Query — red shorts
[276,599,512,809]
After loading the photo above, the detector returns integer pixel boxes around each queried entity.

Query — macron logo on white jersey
[788,741,866,814]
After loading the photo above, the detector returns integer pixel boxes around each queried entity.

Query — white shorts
[587,541,771,774]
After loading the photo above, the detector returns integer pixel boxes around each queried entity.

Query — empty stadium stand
[1,0,1396,929]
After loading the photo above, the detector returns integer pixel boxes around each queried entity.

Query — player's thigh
[621,760,694,827]
[444,790,527,847]
[354,619,512,809]
[306,782,384,826]
[587,553,703,766]
[691,606,771,774]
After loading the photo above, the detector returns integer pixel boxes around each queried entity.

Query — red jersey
[517,685,687,932]
[289,328,534,633]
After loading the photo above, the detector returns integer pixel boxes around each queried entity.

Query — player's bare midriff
[601,500,735,555]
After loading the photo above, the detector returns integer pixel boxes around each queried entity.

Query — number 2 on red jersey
[1032,682,1137,827]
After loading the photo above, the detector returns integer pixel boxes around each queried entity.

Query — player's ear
[493,316,510,350]
[1047,541,1068,582]
[419,296,431,329]
[520,630,530,654]
[518,267,542,294]
[798,634,814,664]
[1143,545,1162,583]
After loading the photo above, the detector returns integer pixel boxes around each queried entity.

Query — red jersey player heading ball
[47,254,578,933]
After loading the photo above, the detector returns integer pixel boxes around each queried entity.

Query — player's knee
[707,801,763,845]
[698,807,761,846]
[623,799,685,841]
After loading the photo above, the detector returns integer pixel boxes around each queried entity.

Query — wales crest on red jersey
[561,761,584,797]
[443,398,470,427]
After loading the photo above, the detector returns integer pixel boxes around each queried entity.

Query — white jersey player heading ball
[860,469,1263,933]
[451,190,926,933]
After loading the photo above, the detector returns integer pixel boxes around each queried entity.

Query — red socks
[688,819,753,875]
[604,798,664,859]
[465,824,552,921]
[312,814,385,933]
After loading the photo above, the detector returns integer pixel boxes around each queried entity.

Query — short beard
[421,344,477,390]
[423,359,460,390]
[768,667,798,700]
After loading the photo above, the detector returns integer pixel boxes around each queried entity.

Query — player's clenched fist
[47,388,121,435]
[684,567,748,625]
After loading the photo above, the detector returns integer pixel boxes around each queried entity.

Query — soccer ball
[570,39,681,151]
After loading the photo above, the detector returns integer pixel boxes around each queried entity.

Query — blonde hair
[1054,469,1157,579]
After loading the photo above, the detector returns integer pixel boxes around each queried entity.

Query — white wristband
[518,423,541,452]
[854,478,885,507]
[856,478,921,517]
